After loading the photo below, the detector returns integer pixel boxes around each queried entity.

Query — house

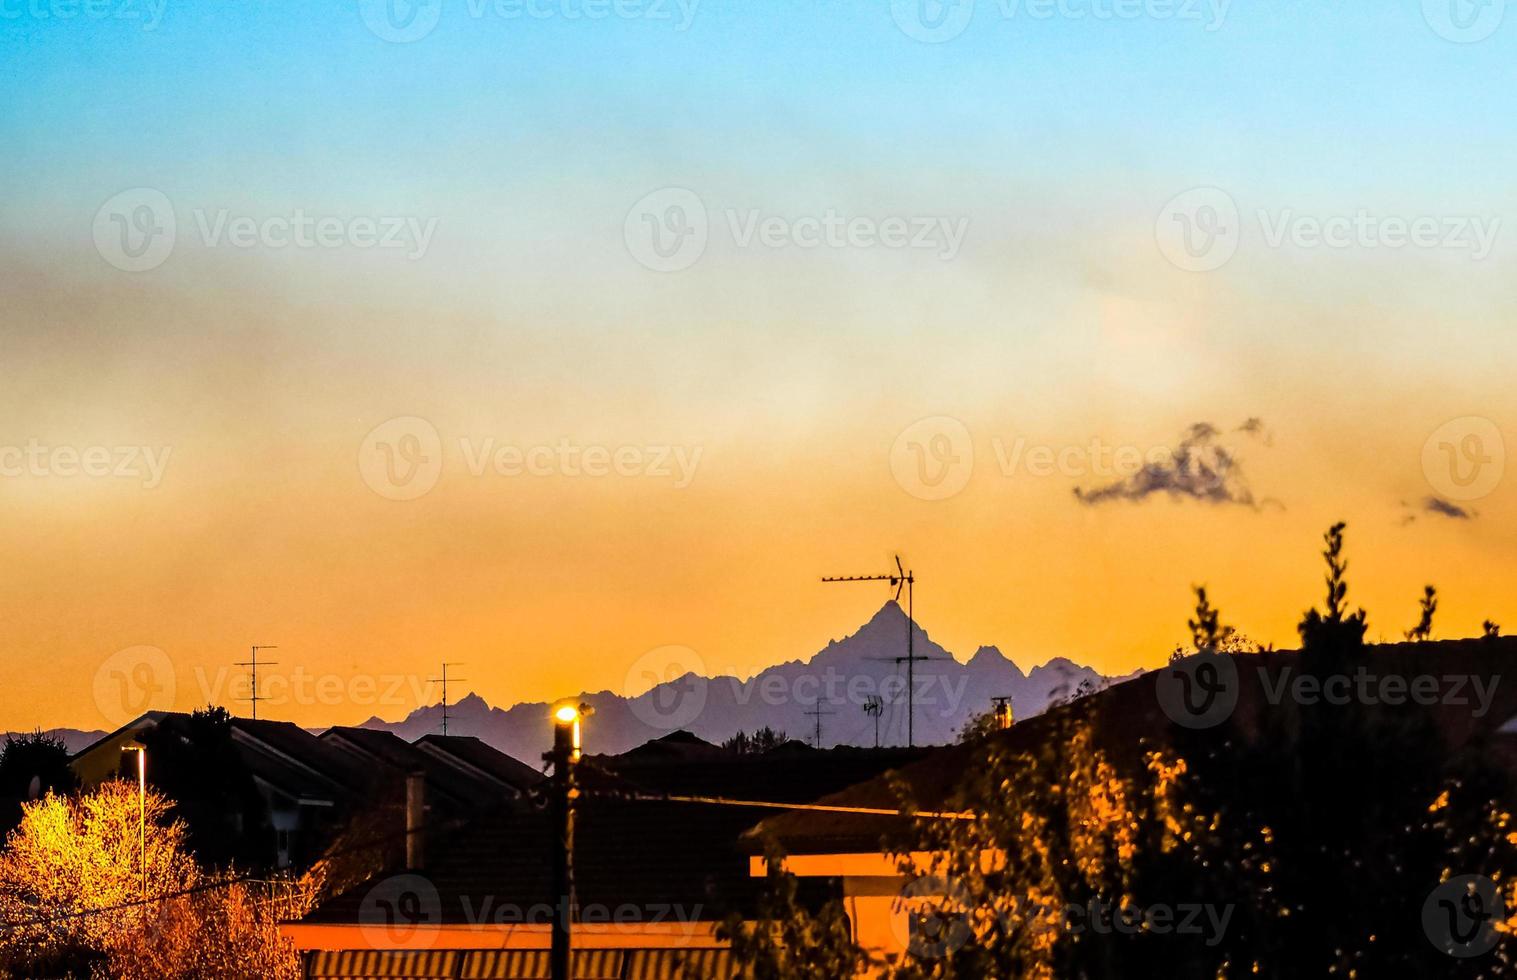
[70,713,544,871]
[281,733,929,978]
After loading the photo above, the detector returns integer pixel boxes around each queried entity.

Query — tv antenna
[429,662,468,736]
[803,701,837,749]
[234,645,279,721]
[823,555,938,747]
[862,695,884,748]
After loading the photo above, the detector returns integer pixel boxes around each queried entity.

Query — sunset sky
[2,0,1514,733]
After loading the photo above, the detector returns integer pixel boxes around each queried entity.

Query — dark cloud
[1074,420,1262,508]
[1422,496,1475,520]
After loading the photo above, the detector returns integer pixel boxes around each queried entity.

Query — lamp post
[121,745,146,901]
[547,702,591,980]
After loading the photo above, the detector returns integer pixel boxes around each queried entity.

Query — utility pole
[429,663,467,736]
[234,645,279,720]
[862,696,884,748]
[547,702,591,980]
[823,555,937,747]
[803,701,837,749]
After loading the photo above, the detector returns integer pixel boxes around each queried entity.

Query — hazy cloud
[1423,496,1475,520]
[1074,421,1262,508]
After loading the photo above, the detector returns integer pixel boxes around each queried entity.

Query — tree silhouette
[1406,585,1438,642]
[0,731,76,835]
[1297,521,1368,651]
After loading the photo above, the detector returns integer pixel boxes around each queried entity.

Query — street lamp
[121,745,146,901]
[547,702,592,980]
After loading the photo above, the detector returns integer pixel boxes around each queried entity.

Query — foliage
[1296,521,1368,650]
[1407,585,1439,642]
[138,706,268,869]
[1485,620,1502,640]
[718,839,868,979]
[0,732,76,835]
[722,727,790,755]
[0,780,312,978]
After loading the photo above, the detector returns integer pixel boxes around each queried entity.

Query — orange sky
[4,237,1514,734]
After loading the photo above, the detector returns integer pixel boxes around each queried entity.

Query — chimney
[992,697,1014,731]
[405,771,425,870]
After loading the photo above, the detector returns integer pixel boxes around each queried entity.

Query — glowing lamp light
[553,705,579,724]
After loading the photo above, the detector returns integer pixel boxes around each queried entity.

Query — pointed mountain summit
[357,604,1124,761]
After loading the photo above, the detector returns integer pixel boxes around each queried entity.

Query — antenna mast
[803,701,837,749]
[822,555,935,747]
[234,645,279,721]
[429,663,467,736]
[862,695,884,748]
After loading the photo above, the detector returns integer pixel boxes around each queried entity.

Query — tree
[0,731,77,835]
[1188,585,1228,654]
[1484,620,1502,639]
[138,706,267,869]
[722,726,789,755]
[1405,585,1438,642]
[0,780,312,978]
[1297,521,1368,651]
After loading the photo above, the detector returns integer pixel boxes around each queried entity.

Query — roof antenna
[862,695,884,748]
[429,663,467,736]
[803,700,838,750]
[234,645,279,721]
[822,555,939,747]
